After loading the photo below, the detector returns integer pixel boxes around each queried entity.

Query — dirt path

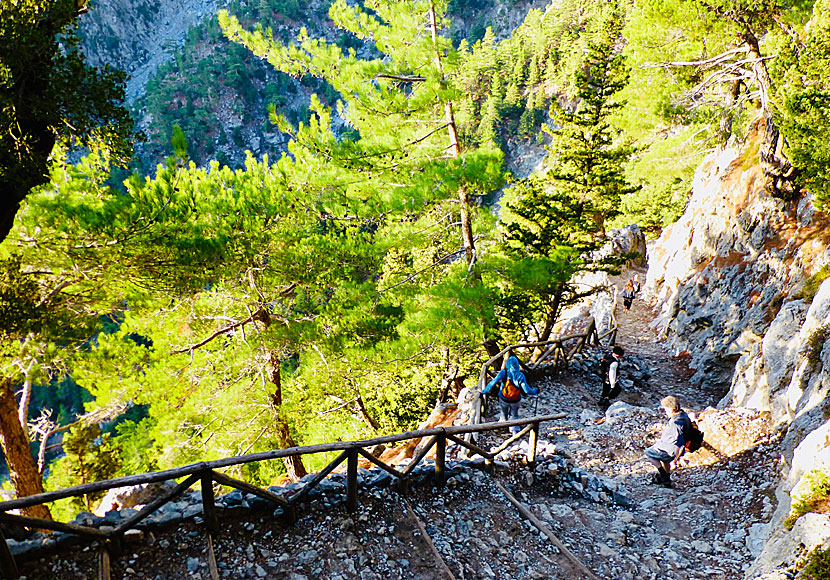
[475,269,781,580]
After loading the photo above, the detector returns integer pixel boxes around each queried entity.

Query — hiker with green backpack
[481,355,539,434]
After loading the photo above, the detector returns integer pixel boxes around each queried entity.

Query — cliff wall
[645,119,830,578]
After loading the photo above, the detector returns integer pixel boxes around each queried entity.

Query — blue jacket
[481,356,539,401]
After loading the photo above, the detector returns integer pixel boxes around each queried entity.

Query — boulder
[94,481,178,516]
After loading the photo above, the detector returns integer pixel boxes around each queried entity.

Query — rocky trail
[15,276,782,580]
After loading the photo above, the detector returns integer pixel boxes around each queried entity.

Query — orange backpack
[501,377,521,402]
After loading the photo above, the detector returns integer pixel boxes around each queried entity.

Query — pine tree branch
[171,309,266,354]
[377,248,466,294]
[374,74,426,82]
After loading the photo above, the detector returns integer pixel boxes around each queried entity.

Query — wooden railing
[466,316,618,439]
[0,414,565,579]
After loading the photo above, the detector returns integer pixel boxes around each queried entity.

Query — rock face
[645,120,830,578]
[78,0,230,102]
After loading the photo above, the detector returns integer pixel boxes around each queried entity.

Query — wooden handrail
[466,315,618,444]
[0,415,564,513]
[0,414,566,578]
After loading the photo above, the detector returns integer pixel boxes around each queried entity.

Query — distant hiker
[621,279,636,311]
[482,355,539,434]
[632,273,641,294]
[643,396,693,489]
[598,346,624,407]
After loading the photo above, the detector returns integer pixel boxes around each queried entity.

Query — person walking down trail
[482,356,539,434]
[621,279,636,311]
[598,346,624,407]
[632,273,641,295]
[643,396,693,489]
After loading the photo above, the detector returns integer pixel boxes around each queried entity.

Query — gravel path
[17,272,781,580]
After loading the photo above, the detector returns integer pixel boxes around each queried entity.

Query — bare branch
[377,248,465,294]
[641,46,748,70]
[374,74,426,82]
[171,309,266,354]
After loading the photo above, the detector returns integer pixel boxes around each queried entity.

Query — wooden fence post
[283,502,298,525]
[0,529,18,580]
[201,471,219,533]
[434,432,446,487]
[107,534,124,560]
[527,422,539,467]
[346,448,359,513]
[98,544,111,580]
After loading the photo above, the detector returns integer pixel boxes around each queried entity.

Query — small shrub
[799,546,830,580]
[799,264,830,303]
[785,469,830,530]
[807,326,829,368]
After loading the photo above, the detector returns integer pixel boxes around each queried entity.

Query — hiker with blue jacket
[481,355,539,434]
[644,396,692,489]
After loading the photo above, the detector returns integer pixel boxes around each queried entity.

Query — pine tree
[777,0,830,208]
[544,10,639,239]
[494,9,639,345]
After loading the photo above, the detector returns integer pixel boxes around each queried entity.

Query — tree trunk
[532,287,564,361]
[428,2,476,266]
[265,352,307,481]
[354,395,380,430]
[743,32,797,198]
[0,378,52,520]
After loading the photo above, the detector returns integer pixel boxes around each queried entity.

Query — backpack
[500,377,521,402]
[598,354,613,382]
[684,421,704,453]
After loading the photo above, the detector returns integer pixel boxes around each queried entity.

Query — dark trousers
[601,382,621,400]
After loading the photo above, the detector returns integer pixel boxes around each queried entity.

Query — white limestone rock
[746,513,830,579]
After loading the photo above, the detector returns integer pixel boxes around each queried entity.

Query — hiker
[643,396,693,489]
[632,273,641,294]
[621,279,636,311]
[481,355,539,434]
[598,346,624,407]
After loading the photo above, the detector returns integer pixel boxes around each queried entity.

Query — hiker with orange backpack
[481,355,539,434]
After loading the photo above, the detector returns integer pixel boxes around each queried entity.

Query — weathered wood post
[201,471,219,533]
[107,533,124,560]
[346,448,359,513]
[0,530,18,579]
[527,422,539,467]
[283,502,298,525]
[434,432,446,487]
[98,544,111,580]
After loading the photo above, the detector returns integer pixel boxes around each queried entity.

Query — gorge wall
[645,119,830,578]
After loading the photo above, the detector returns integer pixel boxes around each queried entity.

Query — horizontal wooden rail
[0,415,563,513]
[0,413,565,580]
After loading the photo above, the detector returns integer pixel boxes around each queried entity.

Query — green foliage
[541,9,639,238]
[776,0,830,208]
[453,2,591,148]
[0,255,45,338]
[799,546,830,580]
[0,0,132,241]
[807,326,829,368]
[785,469,830,530]
[47,423,122,512]
[799,264,830,303]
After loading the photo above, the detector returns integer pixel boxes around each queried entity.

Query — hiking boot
[659,480,673,489]
[597,398,610,407]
